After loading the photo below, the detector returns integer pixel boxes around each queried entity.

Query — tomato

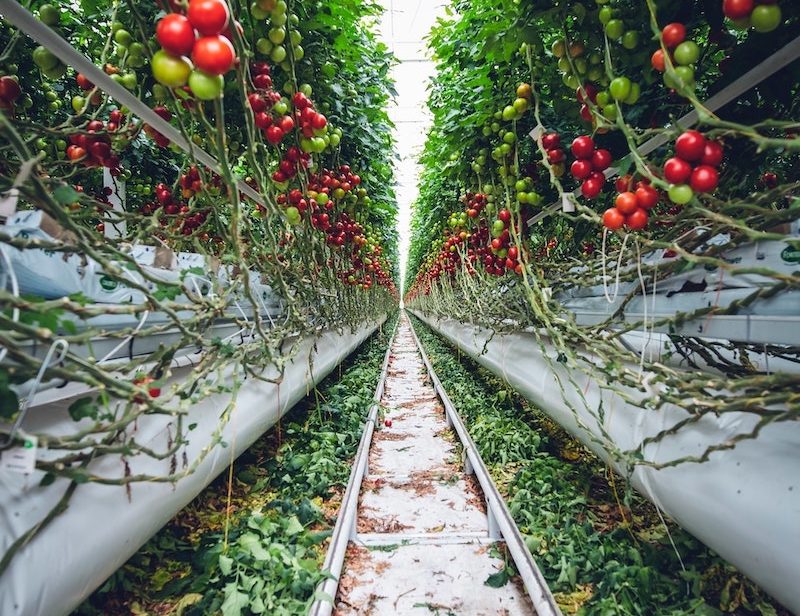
[651,49,667,72]
[265,125,284,144]
[189,69,224,100]
[0,76,21,102]
[192,36,235,75]
[615,175,633,193]
[278,115,294,132]
[581,177,603,199]
[621,31,639,50]
[188,0,230,36]
[311,113,327,130]
[615,192,638,215]
[690,165,719,193]
[38,3,60,26]
[673,41,699,66]
[625,208,648,230]
[498,209,511,224]
[663,157,692,184]
[151,50,191,87]
[762,172,778,188]
[635,184,659,210]
[384,419,392,427]
[542,133,560,149]
[700,140,724,167]
[602,207,625,230]
[609,76,631,101]
[517,83,532,99]
[66,145,86,160]
[661,23,686,48]
[591,149,612,171]
[668,183,694,204]
[750,5,782,33]
[722,0,754,20]
[605,19,624,40]
[571,159,592,179]
[76,73,94,90]
[156,14,196,57]
[32,46,58,70]
[571,135,595,159]
[547,148,565,163]
[675,130,706,162]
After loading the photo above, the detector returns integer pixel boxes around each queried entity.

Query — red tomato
[602,207,625,230]
[635,184,659,209]
[547,148,565,163]
[507,246,519,260]
[651,49,666,72]
[571,135,595,159]
[75,73,94,91]
[278,115,294,133]
[66,145,86,160]
[615,174,633,193]
[581,177,604,199]
[615,192,639,215]
[700,140,724,167]
[542,133,560,149]
[723,0,754,19]
[626,208,649,230]
[571,159,593,180]
[188,0,229,36]
[191,35,235,75]
[690,165,719,193]
[591,148,613,171]
[156,14,196,57]
[498,209,512,223]
[675,130,706,162]
[311,113,327,130]
[265,125,284,145]
[663,157,692,184]
[661,23,686,48]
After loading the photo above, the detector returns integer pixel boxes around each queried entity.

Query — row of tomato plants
[73,314,397,616]
[410,315,786,616]
[406,0,798,296]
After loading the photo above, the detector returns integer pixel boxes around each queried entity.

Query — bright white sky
[378,0,448,291]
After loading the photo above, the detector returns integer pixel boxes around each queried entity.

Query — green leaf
[238,532,269,559]
[221,583,249,616]
[218,554,233,576]
[485,568,510,588]
[68,397,98,422]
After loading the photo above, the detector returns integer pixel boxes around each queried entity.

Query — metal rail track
[309,314,560,615]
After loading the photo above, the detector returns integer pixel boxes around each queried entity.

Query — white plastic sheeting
[0,318,384,616]
[411,310,800,612]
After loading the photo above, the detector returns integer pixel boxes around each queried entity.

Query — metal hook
[0,338,69,451]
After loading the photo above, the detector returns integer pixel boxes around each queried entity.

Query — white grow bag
[411,310,800,612]
[0,318,384,616]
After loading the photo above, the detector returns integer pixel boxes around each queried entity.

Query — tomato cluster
[570,135,613,199]
[143,106,174,148]
[723,0,783,33]
[663,130,724,204]
[542,132,567,178]
[153,0,235,100]
[603,178,660,232]
[66,117,125,176]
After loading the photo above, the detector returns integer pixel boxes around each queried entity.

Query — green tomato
[111,20,124,33]
[270,45,287,63]
[329,132,341,147]
[500,143,512,156]
[515,179,527,192]
[128,42,146,57]
[274,99,288,115]
[673,65,695,88]
[623,81,640,105]
[602,103,618,119]
[551,39,566,58]
[563,73,579,89]
[595,90,611,106]
[503,131,516,145]
[41,63,66,79]
[268,27,286,44]
[673,41,700,66]
[609,76,632,101]
[44,89,57,102]
[492,220,505,237]
[151,50,191,88]
[250,2,269,18]
[71,95,86,113]
[598,7,613,25]
[605,19,625,40]
[751,5,782,33]
[114,29,132,48]
[120,72,137,90]
[668,184,693,204]
[621,31,639,50]
[589,52,602,65]
[574,57,588,75]
[513,97,528,113]
[289,30,302,45]
[271,11,287,26]
[293,45,304,60]
[587,66,604,82]
[482,125,492,136]
[502,105,517,121]
[557,57,570,72]
[33,46,58,70]
[152,83,169,101]
[38,4,60,26]
[256,37,273,54]
[285,206,301,225]
[189,70,223,100]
